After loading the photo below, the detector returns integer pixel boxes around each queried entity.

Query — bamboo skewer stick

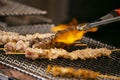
[74,43,87,46]
[99,74,120,80]
[6,52,25,54]
[0,48,4,50]
[111,49,120,52]
[0,48,120,55]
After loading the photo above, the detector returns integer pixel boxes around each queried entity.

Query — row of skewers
[0,30,119,60]
[0,30,120,79]
[0,8,120,80]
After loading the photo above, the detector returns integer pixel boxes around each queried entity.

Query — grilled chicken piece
[4,41,16,52]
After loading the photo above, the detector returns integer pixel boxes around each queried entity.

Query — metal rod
[83,16,120,30]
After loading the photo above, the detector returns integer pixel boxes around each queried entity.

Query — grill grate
[81,37,116,49]
[3,24,55,35]
[0,25,120,80]
[0,0,47,16]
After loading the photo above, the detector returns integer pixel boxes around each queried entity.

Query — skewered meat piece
[25,48,44,60]
[25,48,67,60]
[24,48,112,60]
[4,41,16,51]
[16,40,29,52]
[4,40,29,52]
[31,35,55,49]
[46,65,120,80]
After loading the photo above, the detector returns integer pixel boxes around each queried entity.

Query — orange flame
[51,18,78,32]
[54,27,98,44]
[52,19,98,44]
[54,29,86,44]
[87,27,98,32]
[51,24,68,32]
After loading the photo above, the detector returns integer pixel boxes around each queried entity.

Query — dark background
[67,0,120,47]
[10,0,120,47]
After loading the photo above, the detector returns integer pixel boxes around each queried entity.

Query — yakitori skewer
[1,47,120,60]
[0,30,86,50]
[46,65,120,80]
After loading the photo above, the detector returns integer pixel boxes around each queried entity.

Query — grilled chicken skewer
[0,30,63,49]
[0,30,54,45]
[0,30,85,50]
[0,30,118,60]
[4,37,86,54]
[25,48,112,60]
[3,46,115,60]
[46,65,120,80]
[0,31,118,60]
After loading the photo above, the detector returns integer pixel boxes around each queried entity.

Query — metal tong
[77,16,120,30]
[77,8,120,31]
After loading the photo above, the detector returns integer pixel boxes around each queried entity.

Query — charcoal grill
[0,24,120,80]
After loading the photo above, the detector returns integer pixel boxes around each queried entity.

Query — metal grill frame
[0,25,120,80]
